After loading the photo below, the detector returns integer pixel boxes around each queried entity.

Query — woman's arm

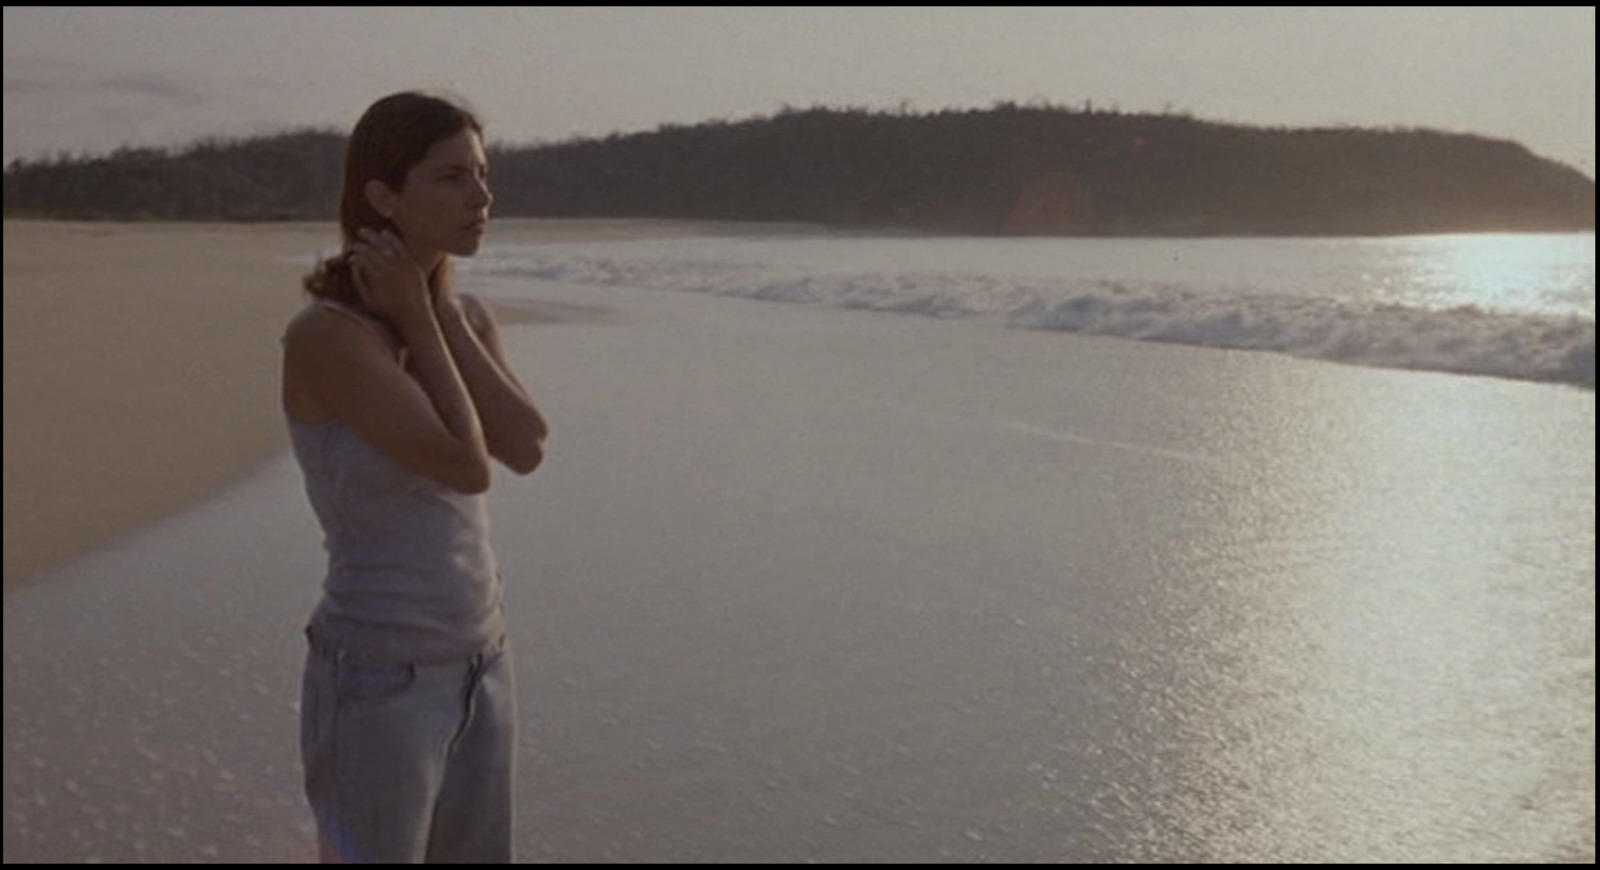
[285,231,492,494]
[284,308,494,495]
[433,287,548,475]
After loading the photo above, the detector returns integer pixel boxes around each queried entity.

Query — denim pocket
[335,660,417,703]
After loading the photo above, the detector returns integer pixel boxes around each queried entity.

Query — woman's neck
[404,244,447,276]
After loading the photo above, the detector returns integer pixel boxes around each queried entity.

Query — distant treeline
[5,103,1595,235]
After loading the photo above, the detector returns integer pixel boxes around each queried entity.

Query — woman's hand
[348,228,433,331]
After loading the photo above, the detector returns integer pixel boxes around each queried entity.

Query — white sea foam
[470,239,1596,388]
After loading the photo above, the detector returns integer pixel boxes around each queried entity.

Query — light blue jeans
[300,630,516,863]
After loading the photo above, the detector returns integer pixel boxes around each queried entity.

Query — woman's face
[373,127,493,265]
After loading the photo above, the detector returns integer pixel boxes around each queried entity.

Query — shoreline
[3,221,1592,863]
[0,218,710,592]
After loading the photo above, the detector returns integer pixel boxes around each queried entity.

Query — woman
[280,91,547,863]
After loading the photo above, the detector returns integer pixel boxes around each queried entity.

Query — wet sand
[3,227,1591,862]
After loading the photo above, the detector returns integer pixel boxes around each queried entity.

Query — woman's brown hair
[303,91,484,307]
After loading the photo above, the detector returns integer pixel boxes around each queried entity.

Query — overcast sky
[4,7,1595,177]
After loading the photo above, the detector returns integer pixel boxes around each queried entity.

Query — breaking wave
[474,247,1595,389]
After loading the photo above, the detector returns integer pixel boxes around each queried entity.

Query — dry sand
[0,218,712,591]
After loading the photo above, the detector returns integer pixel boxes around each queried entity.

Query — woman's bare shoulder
[282,304,361,425]
[284,299,398,353]
[282,300,411,423]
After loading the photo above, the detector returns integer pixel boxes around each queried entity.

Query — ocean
[4,228,1594,862]
[463,230,1596,388]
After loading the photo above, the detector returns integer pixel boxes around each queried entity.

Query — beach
[4,221,1594,862]
[1,218,715,591]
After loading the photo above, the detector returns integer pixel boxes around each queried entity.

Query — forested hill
[5,105,1594,235]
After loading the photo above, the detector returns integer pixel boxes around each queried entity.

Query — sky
[4,7,1595,177]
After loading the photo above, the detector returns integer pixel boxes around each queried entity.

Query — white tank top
[285,299,503,664]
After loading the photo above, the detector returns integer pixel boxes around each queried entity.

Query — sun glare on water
[1387,233,1596,317]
